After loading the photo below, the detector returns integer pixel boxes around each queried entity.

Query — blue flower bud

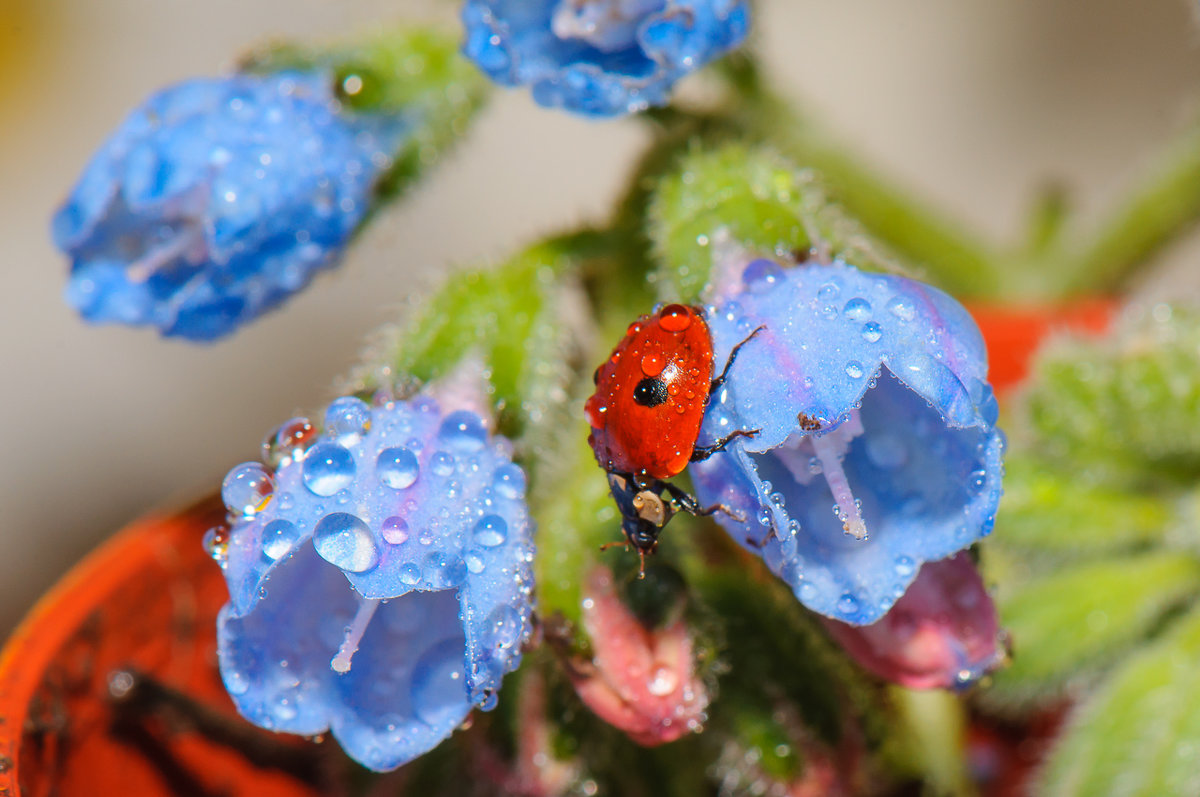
[213,389,534,771]
[461,0,750,117]
[690,259,1004,625]
[53,72,408,340]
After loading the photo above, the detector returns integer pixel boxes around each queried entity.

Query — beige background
[3,0,1200,635]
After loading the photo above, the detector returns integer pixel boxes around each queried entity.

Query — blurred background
[3,0,1200,636]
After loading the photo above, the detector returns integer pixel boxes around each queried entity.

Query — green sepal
[993,454,1171,556]
[343,241,578,447]
[241,26,489,204]
[648,143,904,304]
[1024,307,1200,487]
[988,551,1200,708]
[1037,604,1200,797]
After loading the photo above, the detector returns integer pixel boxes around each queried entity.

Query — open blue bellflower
[690,259,1004,626]
[212,385,534,771]
[52,72,408,341]
[461,0,750,117]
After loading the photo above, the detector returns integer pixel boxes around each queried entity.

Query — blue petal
[691,261,1004,625]
[216,395,534,771]
[53,72,410,340]
[461,0,750,117]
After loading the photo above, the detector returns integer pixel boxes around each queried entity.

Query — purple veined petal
[214,376,534,772]
[461,0,750,117]
[691,260,1004,625]
[52,71,411,341]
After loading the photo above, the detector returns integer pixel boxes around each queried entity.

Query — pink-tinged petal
[822,553,1004,690]
[567,567,708,746]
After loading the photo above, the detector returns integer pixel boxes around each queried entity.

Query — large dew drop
[473,515,508,547]
[492,463,526,500]
[411,637,468,727]
[324,396,371,444]
[261,518,301,560]
[377,447,419,489]
[222,462,274,517]
[437,410,487,452]
[313,512,379,572]
[484,605,523,651]
[303,442,356,496]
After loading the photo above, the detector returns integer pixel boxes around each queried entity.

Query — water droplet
[798,582,816,601]
[411,638,468,727]
[894,556,915,576]
[465,548,486,573]
[222,462,274,516]
[224,668,250,695]
[817,282,840,301]
[493,464,526,499]
[424,551,466,588]
[658,304,693,332]
[887,296,916,321]
[262,519,301,560]
[478,689,499,711]
[484,605,522,650]
[430,451,455,477]
[641,351,665,377]
[474,515,508,547]
[742,259,784,293]
[203,525,230,568]
[438,411,487,452]
[313,513,379,572]
[861,322,883,343]
[843,298,872,320]
[381,516,409,545]
[837,594,860,615]
[647,665,678,697]
[262,417,315,467]
[845,361,864,379]
[377,447,419,489]
[303,442,356,496]
[324,396,371,444]
[398,563,421,586]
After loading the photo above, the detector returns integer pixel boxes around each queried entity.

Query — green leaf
[242,26,489,203]
[1024,307,1200,487]
[1038,604,1200,797]
[990,551,1200,706]
[993,455,1170,555]
[343,240,578,445]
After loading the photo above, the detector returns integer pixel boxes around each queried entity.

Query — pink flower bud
[822,553,1004,690]
[567,567,708,746]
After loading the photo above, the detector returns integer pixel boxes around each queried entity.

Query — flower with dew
[563,566,708,745]
[52,71,408,340]
[822,553,1006,690]
[461,0,750,117]
[689,257,1004,626]
[211,371,534,771]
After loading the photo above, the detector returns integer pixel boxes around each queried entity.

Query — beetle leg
[709,325,766,393]
[661,482,746,523]
[599,540,630,553]
[690,427,760,462]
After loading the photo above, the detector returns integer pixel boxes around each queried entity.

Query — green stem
[888,687,976,797]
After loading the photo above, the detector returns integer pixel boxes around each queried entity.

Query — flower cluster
[53,72,407,340]
[213,381,534,771]
[461,0,751,116]
[690,258,1005,626]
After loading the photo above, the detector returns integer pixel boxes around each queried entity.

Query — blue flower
[689,259,1004,626]
[461,0,750,117]
[52,72,408,341]
[212,386,535,771]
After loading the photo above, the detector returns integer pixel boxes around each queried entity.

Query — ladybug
[584,303,763,570]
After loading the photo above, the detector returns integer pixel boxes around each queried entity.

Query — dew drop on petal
[843,298,872,320]
[398,563,421,586]
[377,447,419,489]
[894,556,915,576]
[742,259,784,293]
[474,515,508,547]
[845,361,864,379]
[430,451,455,477]
[313,512,379,572]
[438,410,488,452]
[838,594,860,615]
[324,396,371,444]
[411,638,468,727]
[303,442,356,496]
[647,665,678,697]
[465,548,486,574]
[492,464,526,499]
[222,462,274,516]
[887,296,916,321]
[262,417,316,467]
[862,322,883,343]
[262,519,301,560]
[381,516,409,545]
[484,605,523,650]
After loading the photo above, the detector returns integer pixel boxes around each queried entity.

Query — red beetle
[584,303,762,568]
